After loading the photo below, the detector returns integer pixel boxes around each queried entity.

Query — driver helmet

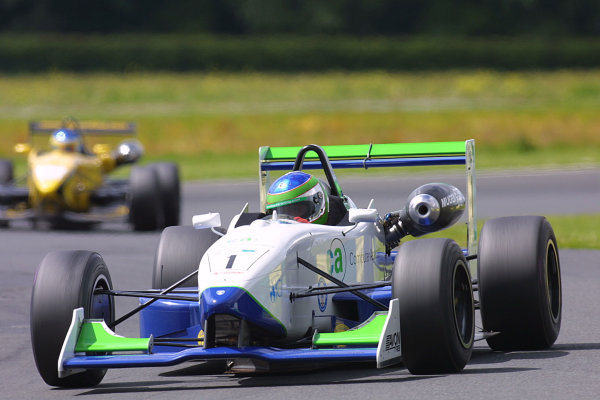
[266,171,329,224]
[49,129,83,152]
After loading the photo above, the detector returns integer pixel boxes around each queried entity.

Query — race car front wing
[58,300,404,376]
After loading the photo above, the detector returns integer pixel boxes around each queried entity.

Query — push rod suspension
[296,257,388,311]
[291,281,390,299]
[97,290,199,302]
[107,268,199,330]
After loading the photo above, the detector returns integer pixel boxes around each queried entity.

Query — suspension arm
[290,281,390,300]
[108,268,199,330]
[296,257,388,311]
[96,290,199,302]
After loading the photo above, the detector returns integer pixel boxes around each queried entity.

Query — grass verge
[408,214,600,250]
[1,71,599,180]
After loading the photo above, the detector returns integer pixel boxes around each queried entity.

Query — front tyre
[153,226,222,288]
[392,238,474,374]
[478,216,561,350]
[30,251,114,387]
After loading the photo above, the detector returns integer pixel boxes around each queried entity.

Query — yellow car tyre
[0,159,13,184]
[129,165,162,231]
[153,163,180,227]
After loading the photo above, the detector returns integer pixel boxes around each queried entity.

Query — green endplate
[75,320,152,353]
[313,312,388,347]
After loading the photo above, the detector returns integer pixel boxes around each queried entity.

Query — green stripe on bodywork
[75,320,151,353]
[313,312,388,347]
[266,195,311,210]
[263,142,466,161]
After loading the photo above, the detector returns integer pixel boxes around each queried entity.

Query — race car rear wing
[29,120,137,137]
[258,140,477,272]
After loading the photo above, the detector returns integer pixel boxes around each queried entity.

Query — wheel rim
[453,261,474,348]
[546,240,561,323]
[90,274,112,322]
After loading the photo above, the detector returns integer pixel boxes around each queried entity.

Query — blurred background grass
[408,215,600,251]
[1,71,599,180]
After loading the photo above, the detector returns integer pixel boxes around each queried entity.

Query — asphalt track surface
[1,167,599,399]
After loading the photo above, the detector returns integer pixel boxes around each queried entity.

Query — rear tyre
[30,251,114,387]
[0,159,14,184]
[152,163,180,227]
[152,226,222,288]
[393,238,474,374]
[129,165,162,231]
[478,216,561,350]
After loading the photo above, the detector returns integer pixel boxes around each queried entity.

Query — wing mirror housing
[348,208,378,224]
[193,212,221,229]
[114,140,144,165]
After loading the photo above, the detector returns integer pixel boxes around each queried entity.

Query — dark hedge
[1,35,599,73]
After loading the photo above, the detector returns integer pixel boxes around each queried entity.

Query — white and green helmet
[266,171,329,224]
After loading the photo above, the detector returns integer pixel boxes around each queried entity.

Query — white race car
[30,140,561,387]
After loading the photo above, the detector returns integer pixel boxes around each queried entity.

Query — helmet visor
[275,199,317,220]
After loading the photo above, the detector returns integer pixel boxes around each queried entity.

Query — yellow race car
[0,120,180,230]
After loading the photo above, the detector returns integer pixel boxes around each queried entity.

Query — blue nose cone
[199,287,285,337]
[201,287,245,312]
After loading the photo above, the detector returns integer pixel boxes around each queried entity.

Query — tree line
[2,0,599,37]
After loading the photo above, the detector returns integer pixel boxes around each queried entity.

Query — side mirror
[114,140,143,164]
[348,208,378,224]
[193,212,221,229]
[14,143,31,154]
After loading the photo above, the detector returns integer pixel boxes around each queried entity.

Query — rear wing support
[259,140,478,275]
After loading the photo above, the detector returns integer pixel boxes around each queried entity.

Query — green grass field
[1,71,600,176]
[407,215,600,251]
[1,71,598,248]
[2,71,599,179]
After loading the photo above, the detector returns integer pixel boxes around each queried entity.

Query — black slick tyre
[129,165,162,231]
[152,163,180,227]
[478,216,561,350]
[30,251,114,387]
[152,226,222,289]
[0,159,10,226]
[0,159,13,184]
[392,238,474,374]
